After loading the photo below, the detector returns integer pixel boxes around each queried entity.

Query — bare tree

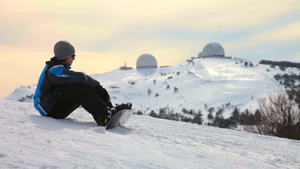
[256,92,300,139]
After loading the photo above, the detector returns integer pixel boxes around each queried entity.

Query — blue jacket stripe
[34,65,48,116]
[49,65,74,77]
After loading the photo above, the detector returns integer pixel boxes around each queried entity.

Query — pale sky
[0,0,300,98]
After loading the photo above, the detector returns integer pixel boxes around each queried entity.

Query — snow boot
[94,110,112,126]
[111,102,132,117]
[94,103,132,126]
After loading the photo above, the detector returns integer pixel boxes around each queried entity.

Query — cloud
[254,21,300,42]
[1,0,299,49]
[196,0,300,30]
[225,20,300,52]
[0,0,300,99]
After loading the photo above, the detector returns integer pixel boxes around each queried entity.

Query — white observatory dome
[136,54,157,69]
[202,42,225,57]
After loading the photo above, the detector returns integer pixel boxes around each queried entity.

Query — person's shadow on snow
[30,115,96,131]
[30,115,134,135]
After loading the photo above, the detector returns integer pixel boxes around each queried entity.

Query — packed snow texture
[0,100,299,168]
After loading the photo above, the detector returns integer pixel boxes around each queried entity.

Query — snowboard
[106,109,132,130]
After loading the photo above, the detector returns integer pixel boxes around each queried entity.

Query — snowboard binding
[110,102,132,117]
[95,102,132,127]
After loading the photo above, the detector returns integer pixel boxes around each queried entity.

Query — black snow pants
[47,84,108,122]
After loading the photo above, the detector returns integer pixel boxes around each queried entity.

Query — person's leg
[47,84,108,122]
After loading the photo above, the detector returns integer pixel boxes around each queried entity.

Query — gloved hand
[95,84,110,103]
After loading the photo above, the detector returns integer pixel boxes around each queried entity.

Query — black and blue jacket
[34,57,99,116]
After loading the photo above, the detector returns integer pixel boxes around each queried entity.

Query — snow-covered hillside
[103,57,284,118]
[0,99,299,168]
[4,57,288,120]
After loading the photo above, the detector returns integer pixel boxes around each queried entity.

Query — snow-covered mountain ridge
[4,57,288,120]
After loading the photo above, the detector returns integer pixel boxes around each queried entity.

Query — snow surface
[0,99,299,169]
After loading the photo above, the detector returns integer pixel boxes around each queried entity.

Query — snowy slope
[0,99,299,169]
[4,57,288,121]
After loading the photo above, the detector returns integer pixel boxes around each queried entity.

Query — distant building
[119,63,132,70]
[198,52,203,58]
[159,65,170,68]
[198,42,225,58]
[136,53,158,69]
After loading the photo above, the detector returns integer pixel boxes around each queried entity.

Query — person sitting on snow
[33,40,131,126]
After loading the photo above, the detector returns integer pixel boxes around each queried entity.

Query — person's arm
[47,65,99,88]
[48,65,110,103]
